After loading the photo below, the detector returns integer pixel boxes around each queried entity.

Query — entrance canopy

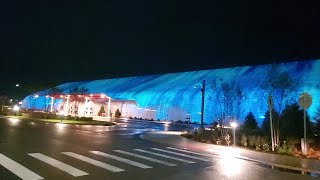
[46,93,112,103]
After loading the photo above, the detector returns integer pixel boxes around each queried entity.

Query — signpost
[298,92,312,156]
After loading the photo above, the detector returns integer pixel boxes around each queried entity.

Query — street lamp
[194,80,206,130]
[230,122,238,146]
[13,105,20,111]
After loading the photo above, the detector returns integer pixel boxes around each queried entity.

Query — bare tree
[261,65,296,145]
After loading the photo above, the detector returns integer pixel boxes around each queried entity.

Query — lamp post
[230,122,237,146]
[194,80,206,130]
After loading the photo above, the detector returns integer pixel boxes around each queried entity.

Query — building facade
[22,60,320,124]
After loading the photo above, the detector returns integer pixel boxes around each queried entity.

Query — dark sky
[1,0,320,97]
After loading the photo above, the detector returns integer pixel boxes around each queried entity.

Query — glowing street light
[13,105,20,111]
[230,122,238,146]
[34,94,39,98]
[15,84,20,87]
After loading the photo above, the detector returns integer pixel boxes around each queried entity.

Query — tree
[115,109,121,118]
[241,112,259,134]
[261,109,279,142]
[279,103,312,139]
[261,65,296,145]
[98,105,105,116]
[242,112,258,130]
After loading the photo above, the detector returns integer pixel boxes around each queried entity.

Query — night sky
[1,0,320,98]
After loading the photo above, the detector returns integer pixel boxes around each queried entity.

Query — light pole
[194,80,206,130]
[230,122,237,146]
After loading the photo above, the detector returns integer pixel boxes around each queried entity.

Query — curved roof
[23,59,320,124]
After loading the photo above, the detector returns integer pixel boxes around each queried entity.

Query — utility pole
[200,80,205,129]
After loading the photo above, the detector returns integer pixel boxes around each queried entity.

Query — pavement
[141,131,320,175]
[0,117,319,179]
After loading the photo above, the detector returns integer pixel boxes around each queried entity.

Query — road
[0,117,317,180]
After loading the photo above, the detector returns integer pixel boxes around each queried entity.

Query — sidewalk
[141,131,320,174]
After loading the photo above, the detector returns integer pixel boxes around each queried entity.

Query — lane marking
[151,148,210,162]
[28,153,89,177]
[61,152,124,172]
[133,149,195,163]
[113,150,177,167]
[90,151,152,169]
[0,154,43,180]
[166,147,215,157]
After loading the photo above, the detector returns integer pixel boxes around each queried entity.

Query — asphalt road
[0,117,318,180]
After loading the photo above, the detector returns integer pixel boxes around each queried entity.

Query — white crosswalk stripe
[90,151,152,169]
[133,149,195,163]
[113,150,177,166]
[0,154,43,180]
[151,148,210,162]
[62,152,125,172]
[166,147,216,157]
[28,153,89,177]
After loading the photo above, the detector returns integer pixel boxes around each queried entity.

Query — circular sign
[298,92,312,109]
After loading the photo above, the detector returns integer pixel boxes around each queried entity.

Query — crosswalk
[0,147,214,180]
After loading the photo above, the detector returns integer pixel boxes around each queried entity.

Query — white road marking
[90,151,152,169]
[28,153,89,177]
[0,154,43,180]
[133,149,195,163]
[166,147,215,157]
[113,150,177,167]
[151,148,210,162]
[61,152,124,172]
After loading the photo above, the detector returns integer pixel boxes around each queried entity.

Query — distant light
[15,84,19,87]
[45,95,50,98]
[34,95,39,98]
[90,94,93,97]
[60,95,64,98]
[101,94,106,98]
[145,108,151,111]
[230,122,238,128]
[18,101,23,105]
[13,105,20,111]
[10,99,13,102]
[259,115,265,119]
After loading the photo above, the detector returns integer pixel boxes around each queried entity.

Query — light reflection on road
[207,148,243,177]
[8,118,20,126]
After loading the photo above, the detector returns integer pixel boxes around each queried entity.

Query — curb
[141,131,320,176]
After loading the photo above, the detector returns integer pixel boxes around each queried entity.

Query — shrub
[241,134,248,147]
[263,143,270,151]
[248,135,256,149]
[277,141,293,154]
[78,117,93,121]
[255,136,262,151]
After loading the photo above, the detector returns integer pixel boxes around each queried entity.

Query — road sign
[298,93,312,110]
